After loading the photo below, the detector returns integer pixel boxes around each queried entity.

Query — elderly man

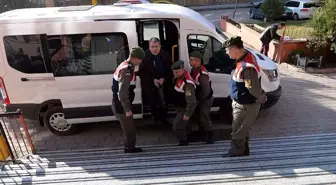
[222,37,267,157]
[138,37,172,125]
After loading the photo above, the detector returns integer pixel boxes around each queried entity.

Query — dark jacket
[260,24,281,44]
[138,49,173,91]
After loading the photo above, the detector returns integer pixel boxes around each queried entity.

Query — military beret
[171,60,184,70]
[223,36,243,48]
[130,46,145,60]
[189,51,203,59]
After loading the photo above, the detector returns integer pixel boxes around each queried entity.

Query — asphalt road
[199,8,256,25]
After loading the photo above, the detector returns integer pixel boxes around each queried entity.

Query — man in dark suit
[138,37,173,125]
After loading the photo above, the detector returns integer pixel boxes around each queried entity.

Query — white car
[284,0,319,20]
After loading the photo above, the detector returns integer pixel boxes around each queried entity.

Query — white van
[0,4,282,135]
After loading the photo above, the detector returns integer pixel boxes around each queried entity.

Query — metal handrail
[0,109,35,162]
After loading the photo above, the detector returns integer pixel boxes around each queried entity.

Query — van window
[187,34,234,74]
[143,21,166,41]
[48,33,129,77]
[3,35,50,74]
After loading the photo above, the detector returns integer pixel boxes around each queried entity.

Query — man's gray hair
[149,37,161,45]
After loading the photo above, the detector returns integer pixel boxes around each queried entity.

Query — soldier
[222,36,267,157]
[171,60,197,146]
[111,46,145,153]
[189,51,214,144]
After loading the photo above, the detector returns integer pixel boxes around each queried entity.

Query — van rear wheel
[43,106,78,136]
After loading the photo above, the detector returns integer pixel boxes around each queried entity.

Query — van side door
[180,31,233,108]
[0,24,57,119]
[45,20,142,124]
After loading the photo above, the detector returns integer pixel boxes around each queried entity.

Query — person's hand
[153,79,160,88]
[262,96,267,103]
[183,115,190,121]
[158,78,165,85]
[126,111,133,117]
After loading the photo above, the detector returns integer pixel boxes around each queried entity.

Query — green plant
[308,0,336,53]
[287,50,304,65]
[261,0,285,21]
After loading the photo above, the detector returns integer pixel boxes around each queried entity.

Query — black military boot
[205,131,214,144]
[178,140,189,146]
[124,147,143,153]
[222,149,249,158]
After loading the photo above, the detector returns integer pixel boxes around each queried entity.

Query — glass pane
[143,21,160,41]
[48,33,129,77]
[3,35,47,74]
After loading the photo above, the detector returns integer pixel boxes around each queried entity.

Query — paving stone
[25,67,336,151]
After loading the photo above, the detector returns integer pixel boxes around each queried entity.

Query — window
[285,1,300,7]
[143,21,166,41]
[187,35,234,74]
[48,33,129,77]
[303,2,318,8]
[3,34,50,74]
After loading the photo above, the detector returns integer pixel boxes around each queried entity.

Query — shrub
[261,0,285,21]
[308,0,336,53]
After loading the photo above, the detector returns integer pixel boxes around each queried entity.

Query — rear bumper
[5,104,38,120]
[261,86,282,109]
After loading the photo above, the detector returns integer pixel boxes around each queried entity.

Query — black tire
[43,106,79,136]
[218,98,233,125]
[293,13,299,20]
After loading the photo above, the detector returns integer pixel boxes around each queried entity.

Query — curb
[189,4,250,12]
[278,63,336,74]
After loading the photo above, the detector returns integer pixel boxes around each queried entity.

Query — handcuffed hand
[126,111,133,117]
[158,78,165,85]
[183,115,190,121]
[153,79,160,88]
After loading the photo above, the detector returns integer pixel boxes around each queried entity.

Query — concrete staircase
[1,133,336,185]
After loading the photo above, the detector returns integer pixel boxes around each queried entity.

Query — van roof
[0,4,215,31]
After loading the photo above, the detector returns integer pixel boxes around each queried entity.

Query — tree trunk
[232,0,238,19]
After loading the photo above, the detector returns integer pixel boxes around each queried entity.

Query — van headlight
[262,69,278,82]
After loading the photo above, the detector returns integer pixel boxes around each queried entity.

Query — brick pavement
[24,66,336,151]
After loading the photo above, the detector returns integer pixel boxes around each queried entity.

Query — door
[1,30,57,106]
[45,21,141,124]
[136,19,180,109]
[181,32,233,108]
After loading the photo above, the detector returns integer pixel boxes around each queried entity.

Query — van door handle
[21,77,55,82]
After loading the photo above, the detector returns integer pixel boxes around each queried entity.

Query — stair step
[33,133,336,160]
[1,133,335,185]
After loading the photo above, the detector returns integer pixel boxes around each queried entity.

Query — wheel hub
[49,113,71,131]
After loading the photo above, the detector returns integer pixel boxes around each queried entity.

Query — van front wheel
[43,106,78,136]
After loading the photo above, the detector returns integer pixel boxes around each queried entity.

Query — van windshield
[216,26,228,40]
